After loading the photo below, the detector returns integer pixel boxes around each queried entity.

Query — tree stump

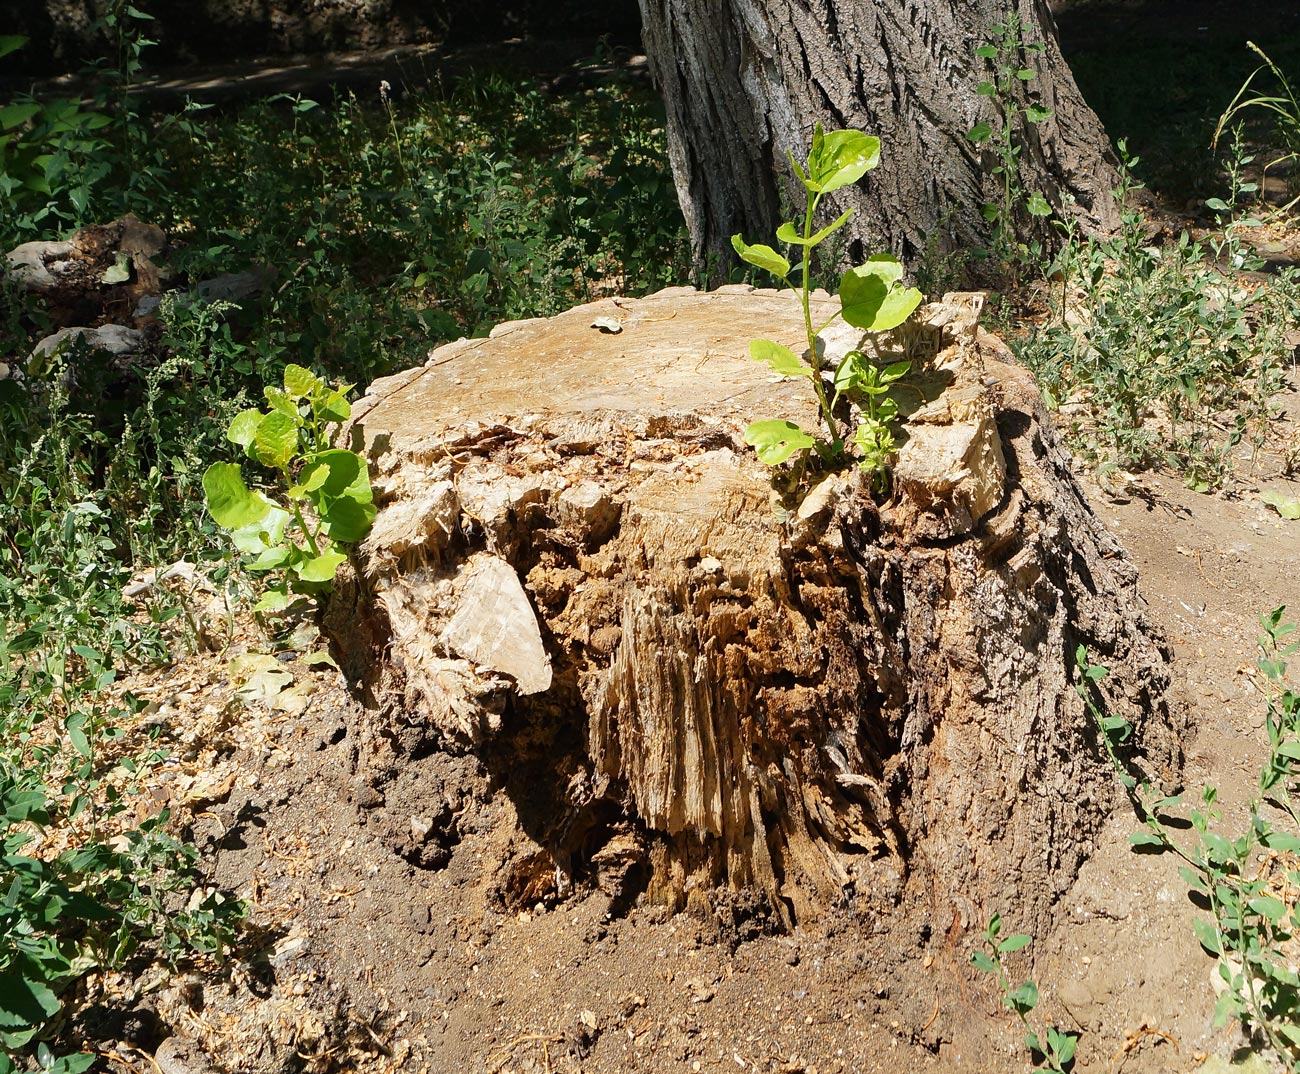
[328,286,1183,938]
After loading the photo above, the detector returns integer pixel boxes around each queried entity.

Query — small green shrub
[731,125,922,488]
[966,17,1055,282]
[203,365,374,613]
[971,913,1079,1072]
[1017,145,1295,491]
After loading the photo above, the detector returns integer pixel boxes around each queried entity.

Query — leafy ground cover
[0,19,688,1068]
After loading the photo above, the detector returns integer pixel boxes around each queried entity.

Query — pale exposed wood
[331,289,1182,937]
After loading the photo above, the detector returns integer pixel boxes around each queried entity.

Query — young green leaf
[776,208,855,247]
[228,502,290,555]
[1026,192,1052,217]
[296,548,349,583]
[247,545,292,571]
[1248,895,1287,921]
[1191,918,1221,956]
[731,235,791,279]
[0,35,30,61]
[970,950,997,973]
[997,932,1033,954]
[203,463,271,530]
[1007,980,1038,1014]
[263,385,299,417]
[314,386,353,424]
[749,339,813,378]
[253,587,294,614]
[1050,1027,1078,1065]
[744,420,815,466]
[840,264,923,332]
[0,968,61,1047]
[283,363,324,401]
[318,497,376,544]
[1127,831,1166,850]
[805,128,881,193]
[301,449,374,506]
[251,410,298,470]
[226,409,263,449]
[833,351,867,393]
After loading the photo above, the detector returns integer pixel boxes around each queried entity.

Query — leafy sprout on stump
[731,125,922,490]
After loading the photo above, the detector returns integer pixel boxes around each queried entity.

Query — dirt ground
[97,375,1294,1074]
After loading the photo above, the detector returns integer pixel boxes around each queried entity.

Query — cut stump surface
[330,286,1184,937]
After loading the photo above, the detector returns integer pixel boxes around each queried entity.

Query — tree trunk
[327,288,1183,940]
[637,0,1121,280]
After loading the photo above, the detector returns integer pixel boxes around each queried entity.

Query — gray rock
[31,324,146,364]
[5,239,74,292]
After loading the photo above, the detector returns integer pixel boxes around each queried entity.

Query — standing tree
[636,0,1120,277]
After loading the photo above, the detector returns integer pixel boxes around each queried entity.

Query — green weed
[1081,610,1300,1070]
[203,365,374,613]
[731,126,922,489]
[1017,144,1296,491]
[1215,42,1300,209]
[971,913,1079,1072]
[967,17,1055,284]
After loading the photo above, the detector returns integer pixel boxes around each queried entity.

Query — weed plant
[967,17,1055,284]
[971,914,1078,1073]
[1016,144,1297,491]
[1215,42,1300,209]
[732,126,922,489]
[1081,610,1300,1070]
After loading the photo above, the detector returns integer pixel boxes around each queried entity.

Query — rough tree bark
[328,289,1182,941]
[637,0,1121,278]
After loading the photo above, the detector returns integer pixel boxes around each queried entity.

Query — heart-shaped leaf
[1026,191,1052,217]
[253,587,294,614]
[744,419,815,466]
[840,261,924,332]
[283,363,324,401]
[296,547,348,583]
[228,500,290,555]
[226,408,263,449]
[203,463,270,530]
[805,128,880,193]
[319,496,376,544]
[251,410,298,470]
[749,339,813,378]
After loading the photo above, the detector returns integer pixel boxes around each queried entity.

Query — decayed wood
[636,0,1121,278]
[330,287,1182,937]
